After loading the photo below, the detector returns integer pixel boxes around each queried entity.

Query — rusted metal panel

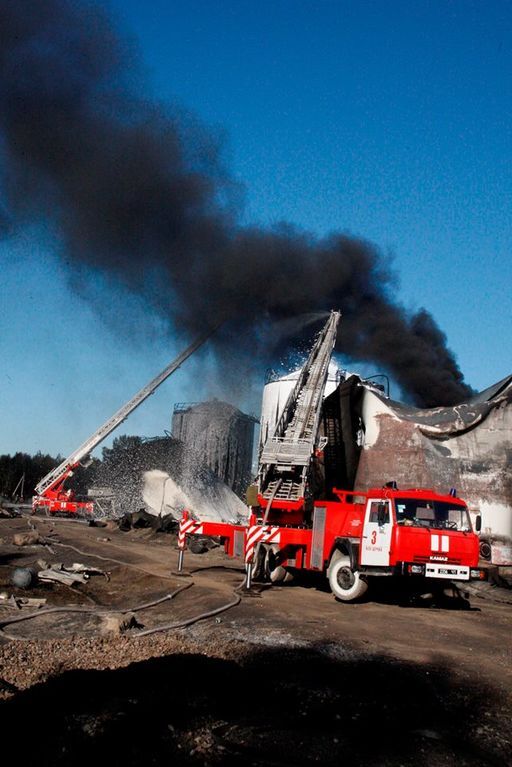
[311,506,327,570]
[233,529,245,558]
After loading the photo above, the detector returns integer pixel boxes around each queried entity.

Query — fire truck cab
[322,486,482,601]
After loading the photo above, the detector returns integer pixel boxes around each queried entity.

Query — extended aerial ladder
[257,310,341,510]
[176,310,342,583]
[33,328,216,515]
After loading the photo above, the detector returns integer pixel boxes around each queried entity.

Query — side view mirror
[475,514,482,533]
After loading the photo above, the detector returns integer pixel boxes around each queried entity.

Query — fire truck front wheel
[328,558,368,602]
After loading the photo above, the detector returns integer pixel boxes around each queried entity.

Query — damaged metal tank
[172,400,258,496]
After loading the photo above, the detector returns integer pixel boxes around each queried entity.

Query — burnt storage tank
[172,401,258,496]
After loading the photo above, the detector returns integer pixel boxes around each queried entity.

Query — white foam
[142,468,248,524]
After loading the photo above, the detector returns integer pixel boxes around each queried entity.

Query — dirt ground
[0,514,511,766]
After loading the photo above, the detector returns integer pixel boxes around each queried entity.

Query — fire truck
[32,328,215,515]
[178,311,486,600]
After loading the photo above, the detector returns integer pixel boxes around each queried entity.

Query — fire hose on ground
[0,540,244,641]
[0,578,242,641]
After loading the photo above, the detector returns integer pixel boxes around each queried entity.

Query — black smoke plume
[0,0,472,407]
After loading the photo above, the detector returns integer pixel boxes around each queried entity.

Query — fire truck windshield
[394,499,472,532]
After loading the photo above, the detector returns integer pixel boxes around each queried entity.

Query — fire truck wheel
[479,541,492,560]
[267,544,287,583]
[251,544,266,581]
[328,559,368,602]
[189,537,208,554]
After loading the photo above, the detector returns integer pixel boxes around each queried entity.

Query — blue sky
[1,0,511,457]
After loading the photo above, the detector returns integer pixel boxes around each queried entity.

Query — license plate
[425,564,469,580]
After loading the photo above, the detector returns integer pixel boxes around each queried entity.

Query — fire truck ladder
[258,310,341,503]
[34,326,217,500]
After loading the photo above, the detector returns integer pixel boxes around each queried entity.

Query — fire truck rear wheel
[328,559,368,602]
[267,544,287,583]
[251,545,266,581]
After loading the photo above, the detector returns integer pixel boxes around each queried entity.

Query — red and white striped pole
[244,512,257,589]
[177,511,188,571]
[244,522,281,589]
[177,511,204,572]
[245,549,253,590]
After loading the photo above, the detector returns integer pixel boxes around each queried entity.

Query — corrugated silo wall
[172,403,255,497]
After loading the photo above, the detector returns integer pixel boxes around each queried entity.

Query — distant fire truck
[179,311,486,600]
[32,329,215,516]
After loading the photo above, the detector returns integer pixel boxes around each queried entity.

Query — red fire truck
[179,484,484,601]
[178,312,485,600]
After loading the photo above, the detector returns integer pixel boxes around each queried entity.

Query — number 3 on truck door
[361,500,392,566]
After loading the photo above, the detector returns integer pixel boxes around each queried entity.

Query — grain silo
[172,400,258,496]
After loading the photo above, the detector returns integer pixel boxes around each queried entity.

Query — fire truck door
[360,499,392,566]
